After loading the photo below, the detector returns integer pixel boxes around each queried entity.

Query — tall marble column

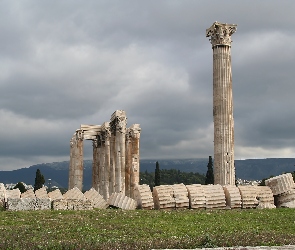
[68,134,76,189]
[110,110,127,194]
[73,129,84,190]
[206,22,237,185]
[129,124,141,199]
[102,122,111,199]
[92,138,99,191]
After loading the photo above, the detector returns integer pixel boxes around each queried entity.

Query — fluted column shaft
[206,22,237,185]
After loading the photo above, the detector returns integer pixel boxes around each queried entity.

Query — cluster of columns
[206,22,237,185]
[68,110,141,200]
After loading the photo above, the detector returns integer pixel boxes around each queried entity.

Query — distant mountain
[0,158,294,190]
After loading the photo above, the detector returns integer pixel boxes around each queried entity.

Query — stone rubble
[108,192,137,210]
[153,185,175,210]
[186,184,206,209]
[134,184,154,209]
[203,184,226,209]
[172,183,190,209]
[84,188,109,209]
[265,173,295,208]
[238,185,259,209]
[223,185,241,209]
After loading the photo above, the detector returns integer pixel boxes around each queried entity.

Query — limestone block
[279,200,295,208]
[48,189,63,201]
[256,186,275,205]
[84,188,108,209]
[52,199,68,210]
[21,189,36,198]
[256,203,276,209]
[134,184,154,209]
[35,198,51,210]
[0,183,6,207]
[67,199,93,210]
[203,184,226,209]
[6,189,21,199]
[265,173,295,195]
[172,184,189,209]
[153,185,175,210]
[186,184,206,209]
[35,187,48,199]
[276,189,295,207]
[63,187,85,201]
[223,185,241,209]
[6,198,36,211]
[108,193,136,210]
[238,186,258,209]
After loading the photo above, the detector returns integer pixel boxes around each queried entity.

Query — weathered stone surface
[48,189,63,201]
[238,186,259,209]
[134,184,154,209]
[84,188,108,209]
[265,173,295,195]
[172,183,189,209]
[35,187,48,199]
[6,189,21,199]
[108,192,136,210]
[52,199,68,210]
[206,22,237,185]
[223,185,241,209]
[63,187,85,201]
[0,183,6,207]
[256,186,275,208]
[153,185,175,210]
[203,184,226,209]
[6,198,36,211]
[21,189,36,198]
[186,184,206,209]
[279,200,295,208]
[35,198,51,210]
[67,199,93,210]
[276,189,295,207]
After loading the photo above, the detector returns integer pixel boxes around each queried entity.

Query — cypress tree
[205,156,214,185]
[155,161,161,186]
[34,169,45,192]
[14,182,27,193]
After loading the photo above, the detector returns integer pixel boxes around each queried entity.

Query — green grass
[0,208,295,249]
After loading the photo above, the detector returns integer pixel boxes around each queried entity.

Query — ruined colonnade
[68,110,141,200]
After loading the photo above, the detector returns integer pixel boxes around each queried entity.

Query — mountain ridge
[1,158,294,190]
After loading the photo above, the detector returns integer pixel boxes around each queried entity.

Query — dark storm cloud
[0,0,295,170]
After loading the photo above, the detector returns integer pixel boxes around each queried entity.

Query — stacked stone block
[172,183,189,209]
[0,183,6,207]
[48,189,63,201]
[265,173,295,208]
[203,184,226,209]
[134,184,154,209]
[223,185,241,209]
[21,189,36,198]
[84,188,109,209]
[186,184,206,209]
[238,185,259,209]
[108,192,137,210]
[153,185,175,210]
[255,186,276,209]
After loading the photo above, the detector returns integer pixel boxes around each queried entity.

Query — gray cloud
[0,1,295,170]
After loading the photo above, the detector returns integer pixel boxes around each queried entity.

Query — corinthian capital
[206,21,237,48]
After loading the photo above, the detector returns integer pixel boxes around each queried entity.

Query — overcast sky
[1,1,295,171]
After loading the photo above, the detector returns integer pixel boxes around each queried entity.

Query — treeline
[139,169,205,188]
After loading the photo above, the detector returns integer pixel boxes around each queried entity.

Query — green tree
[155,161,161,186]
[34,169,45,191]
[205,156,214,185]
[14,182,26,193]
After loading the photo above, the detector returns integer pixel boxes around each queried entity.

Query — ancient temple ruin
[68,110,141,199]
[206,22,237,185]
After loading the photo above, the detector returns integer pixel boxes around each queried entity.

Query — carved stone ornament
[76,129,84,141]
[206,21,237,48]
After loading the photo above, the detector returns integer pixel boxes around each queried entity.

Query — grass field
[0,208,295,249]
